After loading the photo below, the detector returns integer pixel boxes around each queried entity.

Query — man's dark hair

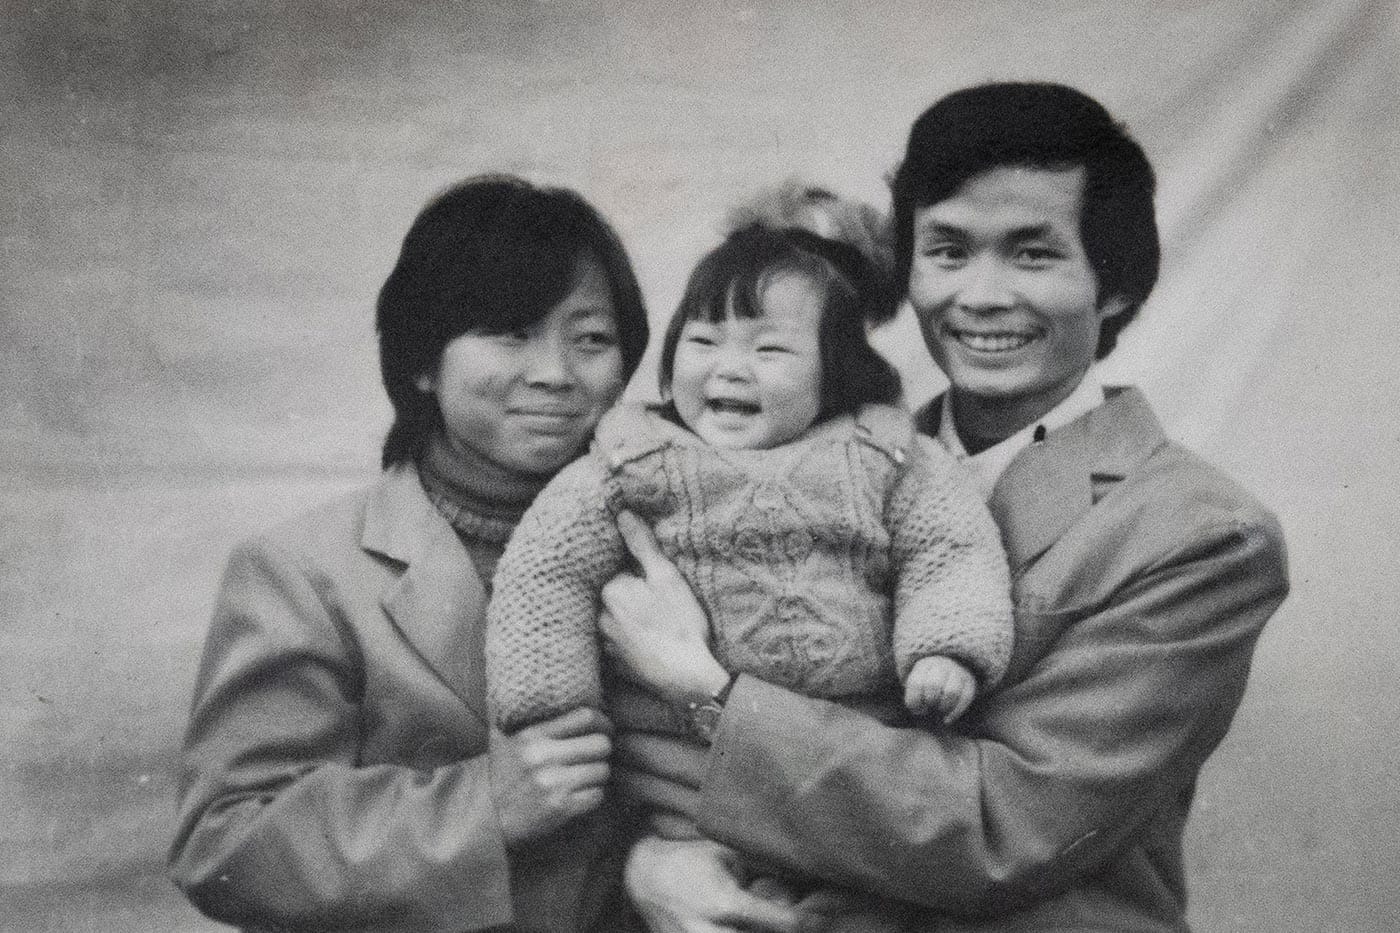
[376,175,649,467]
[657,223,901,421]
[890,82,1159,358]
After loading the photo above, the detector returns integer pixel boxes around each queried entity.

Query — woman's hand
[625,836,801,933]
[600,511,729,706]
[487,707,612,849]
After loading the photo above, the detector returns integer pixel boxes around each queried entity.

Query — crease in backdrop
[2,2,1397,930]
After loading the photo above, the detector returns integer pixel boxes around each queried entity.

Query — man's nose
[954,257,1015,312]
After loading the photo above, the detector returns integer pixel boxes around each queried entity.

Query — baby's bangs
[688,259,827,326]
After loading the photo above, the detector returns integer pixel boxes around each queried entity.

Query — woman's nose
[523,338,576,388]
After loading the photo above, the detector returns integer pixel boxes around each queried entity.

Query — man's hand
[600,511,730,706]
[903,655,978,724]
[625,836,801,933]
[487,707,612,848]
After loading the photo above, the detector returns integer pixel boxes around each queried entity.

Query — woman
[169,175,650,932]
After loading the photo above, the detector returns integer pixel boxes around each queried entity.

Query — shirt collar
[937,368,1106,501]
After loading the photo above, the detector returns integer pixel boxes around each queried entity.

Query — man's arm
[696,512,1287,915]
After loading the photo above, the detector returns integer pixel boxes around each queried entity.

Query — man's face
[907,165,1128,429]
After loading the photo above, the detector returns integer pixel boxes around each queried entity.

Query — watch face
[689,702,723,742]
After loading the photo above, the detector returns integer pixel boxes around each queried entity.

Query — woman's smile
[509,404,589,432]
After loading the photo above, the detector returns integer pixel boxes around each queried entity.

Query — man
[604,82,1289,931]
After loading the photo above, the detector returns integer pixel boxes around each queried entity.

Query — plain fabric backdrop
[2,1,1397,930]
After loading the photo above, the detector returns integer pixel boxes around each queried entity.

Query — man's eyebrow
[1005,224,1063,242]
[915,220,966,238]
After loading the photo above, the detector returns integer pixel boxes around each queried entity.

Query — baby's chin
[689,415,808,451]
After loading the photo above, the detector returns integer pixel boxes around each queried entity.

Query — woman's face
[418,255,627,481]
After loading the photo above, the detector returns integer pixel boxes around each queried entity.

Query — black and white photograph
[3,2,1396,931]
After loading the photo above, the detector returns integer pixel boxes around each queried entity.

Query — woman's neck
[417,432,550,523]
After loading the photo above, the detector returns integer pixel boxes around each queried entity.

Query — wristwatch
[686,673,739,742]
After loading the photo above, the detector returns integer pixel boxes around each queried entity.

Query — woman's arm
[604,510,1288,916]
[170,537,612,932]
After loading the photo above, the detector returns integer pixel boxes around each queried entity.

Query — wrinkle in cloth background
[2,1,1397,930]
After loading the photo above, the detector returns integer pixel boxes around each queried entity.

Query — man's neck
[948,374,1087,454]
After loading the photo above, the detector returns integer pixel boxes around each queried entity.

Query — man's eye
[922,243,966,263]
[1016,247,1061,265]
[495,330,530,344]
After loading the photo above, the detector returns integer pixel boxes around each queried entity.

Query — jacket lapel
[931,387,1166,574]
[361,465,491,724]
[987,421,1095,572]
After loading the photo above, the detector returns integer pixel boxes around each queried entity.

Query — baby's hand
[903,656,977,724]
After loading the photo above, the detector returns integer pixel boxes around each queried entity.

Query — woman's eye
[684,334,716,347]
[756,344,789,355]
[577,330,617,349]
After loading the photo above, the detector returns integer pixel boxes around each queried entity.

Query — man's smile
[944,325,1041,354]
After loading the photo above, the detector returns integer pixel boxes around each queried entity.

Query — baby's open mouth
[707,398,761,416]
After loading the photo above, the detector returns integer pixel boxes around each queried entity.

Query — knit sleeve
[886,437,1015,688]
[485,455,626,732]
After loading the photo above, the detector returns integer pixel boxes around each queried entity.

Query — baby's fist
[904,655,977,723]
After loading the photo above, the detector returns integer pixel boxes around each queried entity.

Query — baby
[487,196,1014,925]
[487,189,1012,734]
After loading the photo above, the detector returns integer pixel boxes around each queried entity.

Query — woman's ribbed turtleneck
[416,432,553,588]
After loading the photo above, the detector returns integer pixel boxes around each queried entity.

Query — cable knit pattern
[486,402,1013,732]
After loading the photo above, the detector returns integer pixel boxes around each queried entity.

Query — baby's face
[671,271,824,450]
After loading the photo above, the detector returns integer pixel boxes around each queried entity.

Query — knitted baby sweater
[486,402,1013,732]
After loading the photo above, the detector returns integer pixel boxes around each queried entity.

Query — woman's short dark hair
[890,82,1160,359]
[656,223,901,422]
[376,175,649,467]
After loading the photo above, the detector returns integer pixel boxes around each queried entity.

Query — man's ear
[1096,294,1132,323]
